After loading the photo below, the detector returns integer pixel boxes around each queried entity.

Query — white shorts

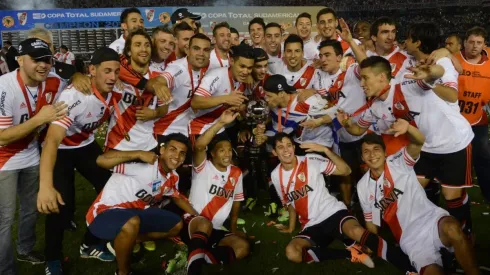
[400,212,451,273]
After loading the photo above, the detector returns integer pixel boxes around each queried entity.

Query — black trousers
[44,141,112,261]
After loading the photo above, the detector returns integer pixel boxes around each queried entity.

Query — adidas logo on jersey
[20,102,26,109]
[87,112,92,118]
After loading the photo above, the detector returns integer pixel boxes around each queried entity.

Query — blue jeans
[472,125,490,202]
[0,165,39,275]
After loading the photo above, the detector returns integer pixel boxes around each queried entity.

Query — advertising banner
[0,6,325,33]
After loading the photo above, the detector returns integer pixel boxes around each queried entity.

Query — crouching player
[86,133,193,275]
[184,108,250,274]
[261,133,417,273]
[357,119,478,275]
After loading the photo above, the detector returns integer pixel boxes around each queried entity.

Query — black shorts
[180,215,233,248]
[414,145,472,188]
[294,209,356,247]
[88,208,181,241]
[339,140,363,178]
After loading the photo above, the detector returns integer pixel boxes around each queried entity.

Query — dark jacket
[5,46,19,72]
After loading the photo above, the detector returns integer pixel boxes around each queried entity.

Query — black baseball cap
[253,48,268,63]
[171,8,201,24]
[263,74,296,93]
[18,38,52,59]
[90,47,120,65]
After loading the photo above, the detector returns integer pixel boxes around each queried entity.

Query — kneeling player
[86,133,192,275]
[357,119,478,275]
[265,133,416,273]
[185,108,250,274]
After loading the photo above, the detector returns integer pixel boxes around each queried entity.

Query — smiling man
[274,34,317,89]
[0,38,67,275]
[89,133,193,275]
[248,17,266,49]
[264,22,284,74]
[110,8,145,54]
[209,22,232,69]
[150,25,176,72]
[358,122,478,275]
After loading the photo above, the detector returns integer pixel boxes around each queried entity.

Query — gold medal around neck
[124,133,131,141]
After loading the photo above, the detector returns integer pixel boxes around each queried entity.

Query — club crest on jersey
[300,78,307,87]
[394,102,405,111]
[297,172,306,182]
[390,63,396,73]
[383,178,391,188]
[45,92,53,104]
[337,80,343,88]
[230,177,236,186]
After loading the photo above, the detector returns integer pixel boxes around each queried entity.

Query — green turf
[13,174,490,275]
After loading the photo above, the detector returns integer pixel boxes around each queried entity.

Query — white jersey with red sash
[155,58,207,137]
[271,155,345,230]
[189,67,248,135]
[86,160,180,225]
[105,69,164,151]
[0,70,65,170]
[367,46,408,77]
[275,63,317,89]
[357,147,448,244]
[265,94,334,148]
[52,85,116,149]
[312,64,366,143]
[357,80,473,154]
[209,49,230,70]
[189,160,244,229]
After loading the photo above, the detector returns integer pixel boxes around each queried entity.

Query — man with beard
[209,22,231,69]
[248,17,266,49]
[153,33,211,139]
[150,25,176,73]
[110,8,144,54]
[105,29,168,158]
[89,134,193,275]
[189,44,253,140]
[445,34,463,55]
[311,8,361,59]
[0,38,67,275]
[166,22,195,64]
[38,47,120,275]
[170,8,201,33]
[365,17,408,77]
